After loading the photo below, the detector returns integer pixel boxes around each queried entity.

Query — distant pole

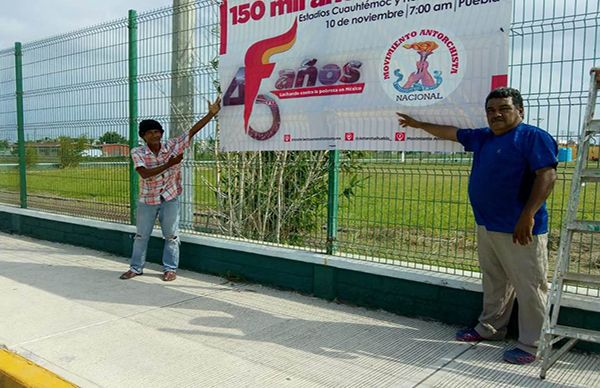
[171,0,196,230]
[14,42,27,208]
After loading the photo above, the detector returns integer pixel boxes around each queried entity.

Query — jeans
[129,197,180,273]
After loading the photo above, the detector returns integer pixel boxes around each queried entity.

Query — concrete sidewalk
[0,232,598,387]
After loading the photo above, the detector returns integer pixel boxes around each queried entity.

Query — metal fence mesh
[0,0,598,294]
[19,20,131,221]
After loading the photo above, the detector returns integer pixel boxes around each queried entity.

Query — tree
[99,131,127,144]
[58,136,88,168]
[25,144,39,168]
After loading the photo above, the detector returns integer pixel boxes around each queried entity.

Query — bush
[59,136,88,168]
[25,145,39,168]
[213,145,365,246]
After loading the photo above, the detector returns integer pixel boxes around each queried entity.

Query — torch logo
[381,28,465,107]
[394,41,442,93]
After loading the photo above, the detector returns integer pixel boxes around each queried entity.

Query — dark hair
[138,119,164,137]
[485,87,524,110]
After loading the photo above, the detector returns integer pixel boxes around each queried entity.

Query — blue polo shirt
[457,123,558,234]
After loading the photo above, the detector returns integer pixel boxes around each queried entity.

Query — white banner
[218,0,512,151]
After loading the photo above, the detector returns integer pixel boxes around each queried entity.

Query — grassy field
[0,161,598,275]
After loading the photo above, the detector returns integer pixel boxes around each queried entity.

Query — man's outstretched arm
[396,113,459,142]
[189,96,222,140]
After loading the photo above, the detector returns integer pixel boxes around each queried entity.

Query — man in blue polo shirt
[397,87,558,364]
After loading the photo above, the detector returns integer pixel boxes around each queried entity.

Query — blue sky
[0,0,172,49]
[0,0,220,143]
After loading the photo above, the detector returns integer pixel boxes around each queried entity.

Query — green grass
[0,165,217,205]
[0,161,592,235]
[0,161,598,274]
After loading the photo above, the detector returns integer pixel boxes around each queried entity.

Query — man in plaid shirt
[120,97,221,282]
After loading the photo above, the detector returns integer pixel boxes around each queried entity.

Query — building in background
[101,144,129,157]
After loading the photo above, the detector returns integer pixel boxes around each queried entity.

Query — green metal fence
[0,0,599,295]
[17,18,131,220]
[0,48,19,206]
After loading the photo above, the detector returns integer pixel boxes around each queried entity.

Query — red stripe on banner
[219,0,228,55]
[491,74,508,90]
[271,83,365,99]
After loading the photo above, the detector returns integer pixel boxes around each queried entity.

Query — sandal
[163,271,176,282]
[120,270,142,279]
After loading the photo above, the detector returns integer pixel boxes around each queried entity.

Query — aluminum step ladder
[539,68,600,379]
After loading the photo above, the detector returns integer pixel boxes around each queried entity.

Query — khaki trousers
[474,226,548,354]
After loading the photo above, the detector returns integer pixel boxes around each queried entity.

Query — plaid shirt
[131,132,191,205]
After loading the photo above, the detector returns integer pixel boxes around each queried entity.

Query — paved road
[0,232,598,387]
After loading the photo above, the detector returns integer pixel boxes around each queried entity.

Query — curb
[0,348,77,388]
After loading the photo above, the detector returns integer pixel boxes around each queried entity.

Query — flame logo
[243,20,298,132]
[403,41,439,53]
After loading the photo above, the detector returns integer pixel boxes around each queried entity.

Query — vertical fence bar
[14,42,26,209]
[128,10,139,224]
[326,150,340,255]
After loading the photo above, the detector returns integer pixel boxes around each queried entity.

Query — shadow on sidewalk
[0,237,596,387]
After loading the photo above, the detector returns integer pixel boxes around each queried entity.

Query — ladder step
[582,169,600,182]
[568,220,600,232]
[563,272,600,284]
[587,119,600,134]
[547,325,600,343]
[541,70,600,378]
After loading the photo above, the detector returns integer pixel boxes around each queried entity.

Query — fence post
[326,150,340,254]
[128,10,139,224]
[14,42,27,209]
